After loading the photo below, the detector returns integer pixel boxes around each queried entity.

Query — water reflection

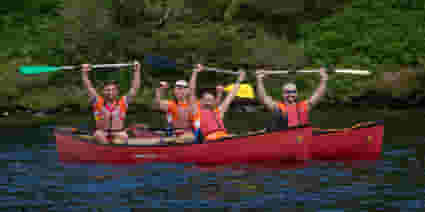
[3,109,425,210]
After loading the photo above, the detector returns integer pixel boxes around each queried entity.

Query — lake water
[2,108,425,211]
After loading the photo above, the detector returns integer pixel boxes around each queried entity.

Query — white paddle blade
[334,69,371,75]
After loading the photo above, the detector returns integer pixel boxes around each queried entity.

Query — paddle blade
[144,55,177,70]
[224,84,256,99]
[18,66,62,75]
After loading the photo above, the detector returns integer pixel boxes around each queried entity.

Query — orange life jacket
[192,105,227,141]
[166,100,193,129]
[92,96,128,130]
[276,100,310,127]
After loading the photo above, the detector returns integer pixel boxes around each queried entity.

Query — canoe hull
[55,126,311,165]
[311,123,384,160]
[55,121,384,165]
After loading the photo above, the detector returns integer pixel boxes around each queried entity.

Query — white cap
[175,80,188,87]
[283,83,297,91]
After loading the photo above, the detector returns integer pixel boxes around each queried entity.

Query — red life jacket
[276,100,310,127]
[192,105,227,140]
[92,96,128,130]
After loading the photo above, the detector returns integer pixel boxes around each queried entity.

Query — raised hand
[134,61,141,72]
[194,64,204,73]
[238,71,246,82]
[319,67,328,81]
[81,64,92,73]
[255,69,265,80]
[159,81,169,89]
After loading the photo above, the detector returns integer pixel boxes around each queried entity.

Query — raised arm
[154,81,170,112]
[255,70,276,111]
[218,71,246,116]
[81,64,98,99]
[127,61,141,99]
[309,67,328,107]
[215,85,224,105]
[189,64,202,115]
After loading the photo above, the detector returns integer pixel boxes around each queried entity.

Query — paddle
[261,69,371,75]
[223,83,256,99]
[50,125,186,136]
[146,54,370,76]
[18,63,134,75]
[144,54,240,75]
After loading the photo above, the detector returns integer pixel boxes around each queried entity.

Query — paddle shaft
[203,66,241,75]
[56,126,186,135]
[262,69,371,75]
[181,63,240,75]
[62,63,134,70]
[145,55,370,76]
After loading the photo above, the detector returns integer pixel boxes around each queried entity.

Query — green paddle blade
[18,66,62,75]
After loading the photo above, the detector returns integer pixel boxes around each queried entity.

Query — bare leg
[175,131,195,143]
[111,131,129,144]
[94,130,109,144]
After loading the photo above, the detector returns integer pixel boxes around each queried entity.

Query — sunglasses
[285,90,297,94]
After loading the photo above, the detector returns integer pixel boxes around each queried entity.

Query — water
[2,108,425,211]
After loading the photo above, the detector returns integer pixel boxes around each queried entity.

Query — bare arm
[154,82,170,112]
[215,85,224,105]
[81,64,98,99]
[127,61,141,98]
[255,70,276,111]
[218,71,246,116]
[189,65,201,116]
[309,67,329,108]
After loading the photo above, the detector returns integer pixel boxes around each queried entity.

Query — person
[81,61,141,144]
[255,67,328,130]
[189,64,246,143]
[154,79,224,136]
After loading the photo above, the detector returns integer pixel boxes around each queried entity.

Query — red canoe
[54,121,384,165]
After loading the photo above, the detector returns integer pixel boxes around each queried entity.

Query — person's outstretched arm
[218,71,246,117]
[81,64,98,99]
[215,85,224,105]
[189,64,203,115]
[154,81,170,112]
[309,67,328,108]
[255,70,276,111]
[126,61,141,102]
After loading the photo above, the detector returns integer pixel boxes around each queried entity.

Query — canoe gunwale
[312,120,384,135]
[54,123,313,148]
[54,120,384,148]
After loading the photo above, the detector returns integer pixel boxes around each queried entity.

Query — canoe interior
[56,123,314,147]
[55,120,384,148]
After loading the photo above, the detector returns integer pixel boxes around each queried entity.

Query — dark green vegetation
[1,0,425,115]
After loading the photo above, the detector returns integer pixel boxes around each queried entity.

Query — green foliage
[297,0,425,67]
[0,0,62,16]
[0,0,65,62]
[4,0,425,111]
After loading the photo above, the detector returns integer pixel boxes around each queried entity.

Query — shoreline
[0,103,422,128]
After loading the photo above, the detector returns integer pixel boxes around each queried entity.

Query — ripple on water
[2,121,425,211]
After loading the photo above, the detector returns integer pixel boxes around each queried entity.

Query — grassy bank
[1,0,425,114]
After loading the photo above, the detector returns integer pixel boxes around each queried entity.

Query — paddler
[189,64,246,143]
[154,79,224,137]
[81,61,141,144]
[255,67,328,130]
